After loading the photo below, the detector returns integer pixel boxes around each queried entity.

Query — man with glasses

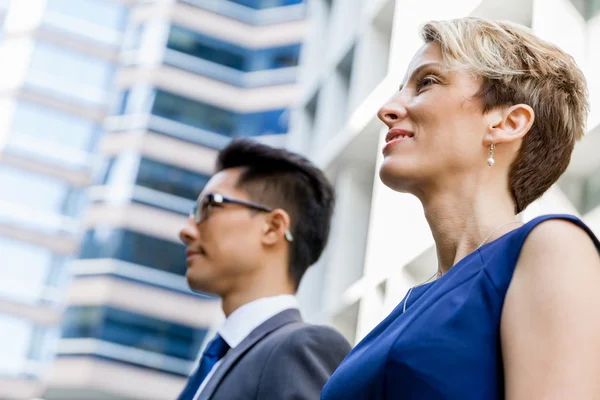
[177,139,350,400]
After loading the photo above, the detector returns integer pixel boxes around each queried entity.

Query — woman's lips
[383,129,414,155]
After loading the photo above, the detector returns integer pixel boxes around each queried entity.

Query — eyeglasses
[191,193,294,242]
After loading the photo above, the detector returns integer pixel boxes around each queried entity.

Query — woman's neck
[421,184,519,274]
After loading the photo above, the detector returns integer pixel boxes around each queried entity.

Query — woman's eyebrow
[398,62,443,90]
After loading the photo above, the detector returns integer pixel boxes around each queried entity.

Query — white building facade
[292,0,600,345]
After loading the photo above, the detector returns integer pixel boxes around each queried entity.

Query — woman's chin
[379,161,419,192]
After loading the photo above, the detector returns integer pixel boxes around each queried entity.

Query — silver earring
[285,230,294,242]
[487,143,495,166]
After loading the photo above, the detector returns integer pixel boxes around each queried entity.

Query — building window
[61,306,208,361]
[238,108,289,136]
[0,315,57,378]
[570,0,600,17]
[0,238,68,305]
[79,228,187,276]
[152,90,237,135]
[166,25,301,72]
[28,41,115,104]
[136,158,210,200]
[102,156,210,201]
[110,87,155,115]
[0,316,34,377]
[0,165,82,217]
[45,0,127,31]
[589,0,600,16]
[168,26,245,70]
[111,89,130,116]
[10,101,100,151]
[123,23,144,52]
[228,0,304,9]
[151,89,289,137]
[272,52,301,68]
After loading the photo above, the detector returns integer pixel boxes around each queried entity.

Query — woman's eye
[417,76,437,91]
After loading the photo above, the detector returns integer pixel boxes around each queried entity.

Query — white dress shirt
[192,294,299,400]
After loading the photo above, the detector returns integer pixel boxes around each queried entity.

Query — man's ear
[484,103,535,145]
[261,209,292,246]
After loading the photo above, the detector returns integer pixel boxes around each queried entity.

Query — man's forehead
[198,168,243,198]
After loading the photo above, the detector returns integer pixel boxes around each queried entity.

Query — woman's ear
[485,104,535,145]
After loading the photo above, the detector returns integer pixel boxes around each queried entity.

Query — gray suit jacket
[197,308,351,400]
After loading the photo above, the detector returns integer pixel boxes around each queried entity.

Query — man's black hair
[215,138,335,289]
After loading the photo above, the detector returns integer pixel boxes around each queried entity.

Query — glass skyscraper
[0,0,307,399]
[0,0,129,398]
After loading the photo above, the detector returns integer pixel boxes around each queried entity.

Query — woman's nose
[377,95,408,127]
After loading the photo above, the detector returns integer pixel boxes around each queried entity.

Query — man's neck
[221,286,295,317]
[220,258,296,317]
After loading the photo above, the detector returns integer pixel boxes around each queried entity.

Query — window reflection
[151,90,289,136]
[0,316,34,377]
[168,26,244,70]
[61,306,208,362]
[10,101,100,151]
[589,0,600,16]
[167,25,301,72]
[79,228,187,276]
[570,0,600,17]
[0,315,57,378]
[136,158,210,200]
[238,108,289,136]
[101,156,209,201]
[152,90,236,136]
[123,23,143,52]
[45,0,126,31]
[0,238,68,305]
[225,0,303,9]
[0,165,82,217]
[28,41,115,104]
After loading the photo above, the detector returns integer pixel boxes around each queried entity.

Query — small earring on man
[487,143,495,166]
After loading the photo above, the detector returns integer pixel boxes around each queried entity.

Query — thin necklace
[476,220,521,250]
[402,219,520,313]
[402,271,439,313]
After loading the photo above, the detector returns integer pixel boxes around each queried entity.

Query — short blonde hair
[420,17,589,213]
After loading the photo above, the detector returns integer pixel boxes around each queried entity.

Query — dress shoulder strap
[481,214,600,293]
[516,214,600,251]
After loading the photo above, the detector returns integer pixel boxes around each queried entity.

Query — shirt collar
[218,294,299,349]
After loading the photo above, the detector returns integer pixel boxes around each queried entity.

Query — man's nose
[179,216,199,245]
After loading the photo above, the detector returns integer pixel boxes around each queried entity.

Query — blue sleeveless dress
[321,214,600,400]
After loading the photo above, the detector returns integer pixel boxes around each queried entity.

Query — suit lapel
[198,308,302,400]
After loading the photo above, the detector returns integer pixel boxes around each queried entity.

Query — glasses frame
[191,193,294,242]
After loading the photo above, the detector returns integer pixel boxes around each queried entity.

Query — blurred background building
[0,0,131,398]
[0,0,307,399]
[0,0,599,399]
[290,0,600,346]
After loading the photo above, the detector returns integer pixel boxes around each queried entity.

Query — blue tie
[177,335,230,400]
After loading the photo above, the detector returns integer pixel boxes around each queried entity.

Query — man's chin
[185,272,218,296]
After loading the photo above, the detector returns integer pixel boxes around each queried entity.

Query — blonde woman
[321,18,600,400]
